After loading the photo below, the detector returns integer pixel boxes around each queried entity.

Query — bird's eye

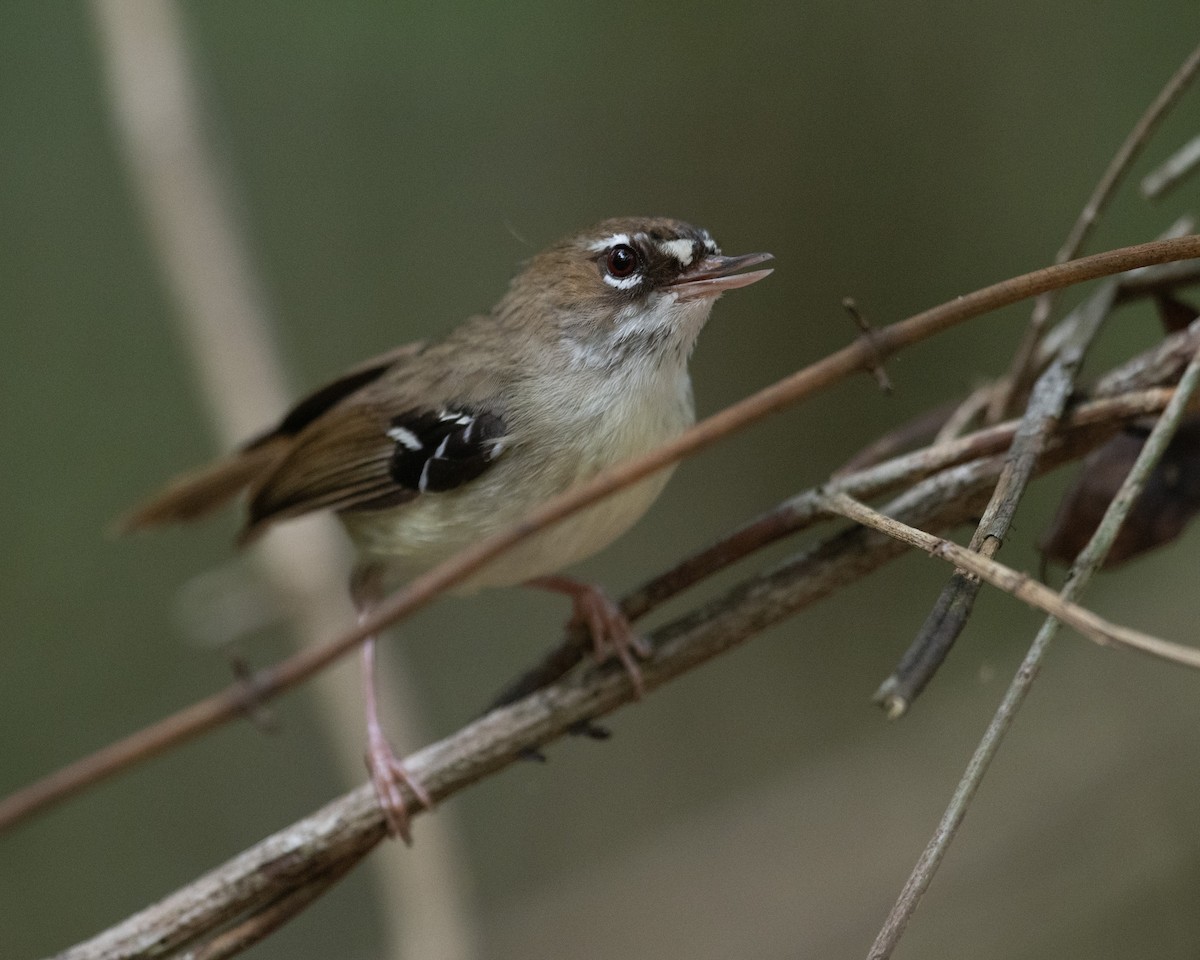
[606,244,639,279]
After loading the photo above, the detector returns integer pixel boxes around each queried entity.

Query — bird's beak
[667,252,774,302]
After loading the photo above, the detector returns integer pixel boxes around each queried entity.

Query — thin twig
[621,384,1186,625]
[4,237,1200,835]
[835,239,1200,483]
[52,450,1018,960]
[866,328,1200,960]
[993,41,1200,419]
[839,247,1200,481]
[842,297,893,392]
[53,367,1192,959]
[932,383,993,444]
[877,278,1120,714]
[879,217,1200,711]
[823,492,1200,669]
[1141,133,1200,200]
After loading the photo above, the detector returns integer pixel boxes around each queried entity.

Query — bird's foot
[528,576,651,698]
[365,725,434,845]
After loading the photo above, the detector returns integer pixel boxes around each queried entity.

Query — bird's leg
[351,563,434,844]
[526,575,652,697]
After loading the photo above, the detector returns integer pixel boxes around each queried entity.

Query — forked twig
[866,333,1200,960]
[50,350,1200,958]
[49,443,1030,959]
[823,492,1200,669]
[2,237,1197,835]
[994,41,1200,418]
[876,278,1119,715]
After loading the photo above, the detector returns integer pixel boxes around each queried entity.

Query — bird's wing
[117,342,426,532]
[243,341,426,448]
[239,399,508,543]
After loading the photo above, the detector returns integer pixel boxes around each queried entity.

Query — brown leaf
[1154,294,1198,334]
[1040,416,1200,569]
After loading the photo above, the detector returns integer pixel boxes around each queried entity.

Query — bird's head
[499,217,773,370]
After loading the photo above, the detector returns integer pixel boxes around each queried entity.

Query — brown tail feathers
[115,439,287,534]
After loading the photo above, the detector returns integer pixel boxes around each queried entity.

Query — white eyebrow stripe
[658,238,695,266]
[603,272,643,290]
[588,232,631,252]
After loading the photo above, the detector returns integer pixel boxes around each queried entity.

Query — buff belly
[340,362,694,590]
[340,463,677,591]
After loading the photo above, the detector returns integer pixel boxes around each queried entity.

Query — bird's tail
[114,439,286,534]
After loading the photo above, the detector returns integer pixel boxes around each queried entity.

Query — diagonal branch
[994,40,1200,418]
[52,452,1015,959]
[823,492,1200,669]
[876,278,1119,715]
[1141,132,1200,200]
[866,331,1200,960]
[48,343,1200,959]
[4,240,1200,834]
[485,382,1190,713]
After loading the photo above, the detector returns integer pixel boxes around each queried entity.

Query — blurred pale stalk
[87,2,478,957]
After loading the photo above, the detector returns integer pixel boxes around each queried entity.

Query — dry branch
[5,235,1200,840]
[53,460,1003,959]
[823,492,1200,669]
[994,40,1200,416]
[877,277,1119,714]
[867,332,1200,960]
[22,14,1198,960]
[51,318,1200,959]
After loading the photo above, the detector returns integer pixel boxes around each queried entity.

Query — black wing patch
[386,408,507,493]
[241,342,423,451]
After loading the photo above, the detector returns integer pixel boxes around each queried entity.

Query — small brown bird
[122,217,772,841]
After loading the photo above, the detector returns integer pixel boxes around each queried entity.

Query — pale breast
[341,363,695,590]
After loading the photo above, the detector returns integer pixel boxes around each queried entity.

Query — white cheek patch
[603,272,643,290]
[588,232,631,253]
[658,238,695,266]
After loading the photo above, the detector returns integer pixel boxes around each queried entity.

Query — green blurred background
[4,3,1200,958]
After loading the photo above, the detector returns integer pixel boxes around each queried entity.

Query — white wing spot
[386,426,423,451]
[434,435,451,458]
[418,458,433,493]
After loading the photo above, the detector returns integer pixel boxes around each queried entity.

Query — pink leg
[352,565,434,844]
[527,575,652,697]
